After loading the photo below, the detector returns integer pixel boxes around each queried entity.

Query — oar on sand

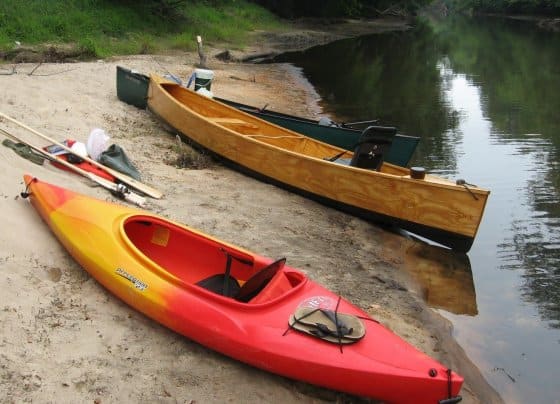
[0,112,163,199]
[0,127,146,207]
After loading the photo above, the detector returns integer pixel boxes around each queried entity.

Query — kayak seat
[234,258,287,303]
[350,126,395,171]
[196,248,252,297]
[196,274,240,297]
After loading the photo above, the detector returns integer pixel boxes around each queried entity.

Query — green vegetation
[168,134,214,169]
[442,0,560,15]
[253,0,433,18]
[0,0,282,58]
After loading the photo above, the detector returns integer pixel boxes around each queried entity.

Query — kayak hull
[24,174,463,403]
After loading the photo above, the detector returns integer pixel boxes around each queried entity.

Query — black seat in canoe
[350,125,396,170]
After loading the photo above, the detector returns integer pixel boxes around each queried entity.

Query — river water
[271,16,560,404]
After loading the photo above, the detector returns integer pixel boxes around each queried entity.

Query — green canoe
[116,66,149,109]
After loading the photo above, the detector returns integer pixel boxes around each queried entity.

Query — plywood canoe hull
[147,75,489,252]
[23,174,463,403]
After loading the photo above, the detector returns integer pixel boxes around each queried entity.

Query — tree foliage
[248,0,433,18]
[443,0,560,15]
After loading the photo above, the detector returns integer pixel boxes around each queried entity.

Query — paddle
[340,119,380,128]
[0,127,146,206]
[0,112,163,199]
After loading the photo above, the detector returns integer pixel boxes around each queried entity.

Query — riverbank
[0,19,501,403]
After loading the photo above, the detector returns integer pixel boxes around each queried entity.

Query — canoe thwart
[208,117,259,129]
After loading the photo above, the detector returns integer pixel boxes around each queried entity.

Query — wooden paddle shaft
[0,127,146,206]
[0,111,163,199]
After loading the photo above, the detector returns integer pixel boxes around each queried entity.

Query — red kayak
[23,174,463,403]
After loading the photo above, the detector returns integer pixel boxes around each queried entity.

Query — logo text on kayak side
[116,268,148,291]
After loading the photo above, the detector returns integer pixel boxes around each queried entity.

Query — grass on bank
[0,0,284,58]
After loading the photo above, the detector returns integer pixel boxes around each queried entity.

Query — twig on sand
[28,67,78,77]
[493,367,516,383]
[28,62,43,76]
[0,62,77,76]
[27,62,77,77]
[229,75,256,82]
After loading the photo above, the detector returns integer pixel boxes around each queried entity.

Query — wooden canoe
[114,66,419,167]
[215,96,420,167]
[23,174,463,403]
[147,74,490,252]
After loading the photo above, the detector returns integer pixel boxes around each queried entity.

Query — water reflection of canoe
[215,97,420,168]
[147,74,490,252]
[23,174,464,404]
[383,236,477,316]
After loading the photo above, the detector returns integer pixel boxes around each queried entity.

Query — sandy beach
[0,21,502,403]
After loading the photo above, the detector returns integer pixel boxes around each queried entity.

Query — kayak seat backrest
[234,258,287,303]
[247,270,298,304]
[350,126,395,171]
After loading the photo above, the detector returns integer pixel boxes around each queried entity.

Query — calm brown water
[271,15,560,404]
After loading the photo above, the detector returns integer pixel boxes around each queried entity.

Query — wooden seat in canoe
[208,117,259,129]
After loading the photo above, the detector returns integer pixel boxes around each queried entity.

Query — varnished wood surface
[148,75,490,240]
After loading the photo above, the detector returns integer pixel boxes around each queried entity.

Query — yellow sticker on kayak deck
[151,225,170,247]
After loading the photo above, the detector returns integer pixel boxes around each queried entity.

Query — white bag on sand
[87,128,110,161]
[70,141,88,157]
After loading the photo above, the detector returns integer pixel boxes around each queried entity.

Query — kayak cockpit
[122,215,306,304]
